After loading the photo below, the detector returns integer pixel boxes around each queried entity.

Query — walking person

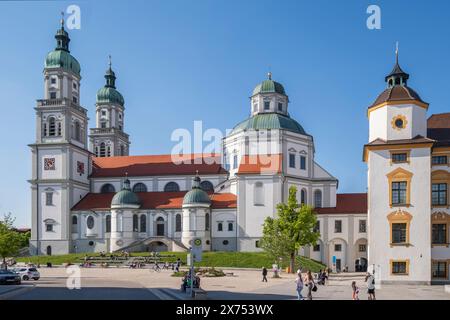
[295,271,304,300]
[304,270,316,300]
[365,272,376,300]
[262,267,268,282]
[351,281,360,300]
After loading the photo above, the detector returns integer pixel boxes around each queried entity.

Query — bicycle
[152,263,161,272]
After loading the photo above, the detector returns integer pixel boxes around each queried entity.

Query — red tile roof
[72,191,237,211]
[428,113,450,147]
[315,193,367,214]
[91,153,228,178]
[237,154,282,175]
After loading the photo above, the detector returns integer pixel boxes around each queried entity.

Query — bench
[192,288,207,300]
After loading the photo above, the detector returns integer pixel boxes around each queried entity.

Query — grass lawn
[16,251,325,272]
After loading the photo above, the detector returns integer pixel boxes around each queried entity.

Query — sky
[0,0,449,227]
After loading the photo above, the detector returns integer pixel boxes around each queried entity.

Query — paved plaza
[0,267,448,300]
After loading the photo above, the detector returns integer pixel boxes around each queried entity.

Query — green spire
[55,12,70,52]
[105,55,116,89]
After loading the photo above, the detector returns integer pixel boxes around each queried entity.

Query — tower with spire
[89,55,130,157]
[29,14,90,255]
[364,45,432,284]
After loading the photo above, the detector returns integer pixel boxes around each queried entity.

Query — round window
[87,216,95,229]
[88,241,94,246]
[223,240,229,245]
[395,118,404,128]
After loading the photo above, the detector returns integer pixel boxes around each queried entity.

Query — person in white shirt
[365,272,376,300]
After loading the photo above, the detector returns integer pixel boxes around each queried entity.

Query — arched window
[301,189,307,205]
[140,215,146,232]
[200,181,214,192]
[46,246,52,256]
[254,182,264,206]
[164,182,180,192]
[117,214,123,232]
[133,214,138,232]
[48,117,56,136]
[175,214,182,232]
[74,121,81,141]
[72,216,78,225]
[99,142,106,157]
[105,215,111,233]
[205,213,210,231]
[218,222,223,232]
[314,190,322,208]
[101,184,116,193]
[132,183,147,193]
[87,216,95,229]
[228,222,233,231]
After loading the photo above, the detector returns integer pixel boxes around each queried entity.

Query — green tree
[261,186,320,273]
[0,213,24,270]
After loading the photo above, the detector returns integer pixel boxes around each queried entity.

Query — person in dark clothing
[262,267,268,282]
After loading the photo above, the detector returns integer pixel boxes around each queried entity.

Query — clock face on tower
[44,158,55,170]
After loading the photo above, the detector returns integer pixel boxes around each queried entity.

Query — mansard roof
[314,193,367,214]
[428,113,450,147]
[91,153,228,178]
[72,191,236,211]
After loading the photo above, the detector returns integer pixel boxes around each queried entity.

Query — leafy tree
[0,213,24,270]
[261,186,320,273]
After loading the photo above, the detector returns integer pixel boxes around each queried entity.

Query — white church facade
[29,19,449,283]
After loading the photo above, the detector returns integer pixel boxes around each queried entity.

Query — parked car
[0,269,21,285]
[12,267,40,281]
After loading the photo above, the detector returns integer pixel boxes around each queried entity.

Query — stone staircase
[328,272,366,281]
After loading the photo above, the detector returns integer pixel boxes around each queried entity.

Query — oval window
[395,118,404,128]
[87,216,95,229]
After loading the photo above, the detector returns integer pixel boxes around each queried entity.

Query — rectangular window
[334,244,342,252]
[432,224,447,245]
[45,192,53,206]
[334,220,342,233]
[359,244,367,252]
[233,155,238,170]
[432,183,447,206]
[255,240,260,248]
[46,224,53,232]
[391,153,408,163]
[51,78,56,84]
[313,244,320,252]
[391,181,407,205]
[73,82,77,89]
[50,92,57,99]
[300,156,306,170]
[101,122,107,129]
[72,96,77,104]
[432,155,447,165]
[359,220,367,233]
[278,102,283,111]
[289,154,296,168]
[392,223,407,244]
[392,261,407,274]
[432,261,447,278]
[264,101,270,110]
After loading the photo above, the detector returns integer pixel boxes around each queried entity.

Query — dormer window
[264,101,270,110]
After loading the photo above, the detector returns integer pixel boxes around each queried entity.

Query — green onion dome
[45,19,80,77]
[96,62,124,106]
[252,73,286,96]
[231,112,307,135]
[111,179,140,208]
[183,176,211,206]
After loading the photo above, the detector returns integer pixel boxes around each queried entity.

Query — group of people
[294,269,318,300]
[351,272,376,300]
[181,270,201,292]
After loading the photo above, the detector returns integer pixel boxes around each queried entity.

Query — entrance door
[336,259,341,272]
[156,217,165,236]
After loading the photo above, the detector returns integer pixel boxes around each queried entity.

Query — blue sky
[1,0,449,227]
